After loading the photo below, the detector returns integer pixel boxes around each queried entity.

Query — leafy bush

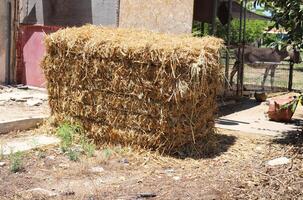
[193,19,274,46]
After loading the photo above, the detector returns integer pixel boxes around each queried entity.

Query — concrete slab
[0,86,50,133]
[0,135,60,155]
[216,98,303,137]
[0,116,47,134]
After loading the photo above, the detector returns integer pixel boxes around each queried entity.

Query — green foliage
[102,148,112,160]
[9,152,24,173]
[279,95,303,113]
[255,0,303,49]
[193,19,273,46]
[80,136,96,157]
[67,149,79,161]
[57,122,96,160]
[57,122,81,152]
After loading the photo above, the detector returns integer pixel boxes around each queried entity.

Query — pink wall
[17,25,60,87]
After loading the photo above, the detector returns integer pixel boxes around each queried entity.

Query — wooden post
[211,0,218,35]
[288,62,294,91]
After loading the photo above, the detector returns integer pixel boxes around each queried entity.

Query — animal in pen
[230,46,301,90]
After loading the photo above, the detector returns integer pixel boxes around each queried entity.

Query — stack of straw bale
[42,25,223,153]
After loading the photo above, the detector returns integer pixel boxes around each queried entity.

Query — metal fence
[221,50,303,94]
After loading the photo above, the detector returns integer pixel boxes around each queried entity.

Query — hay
[42,25,224,153]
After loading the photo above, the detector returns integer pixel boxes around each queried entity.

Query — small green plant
[37,151,46,159]
[67,149,79,161]
[9,152,24,173]
[57,122,97,160]
[57,122,81,152]
[102,148,112,160]
[80,136,96,157]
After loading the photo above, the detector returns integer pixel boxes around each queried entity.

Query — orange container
[267,96,296,122]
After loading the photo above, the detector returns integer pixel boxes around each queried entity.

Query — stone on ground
[267,157,290,166]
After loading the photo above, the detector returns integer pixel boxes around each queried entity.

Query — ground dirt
[0,127,302,200]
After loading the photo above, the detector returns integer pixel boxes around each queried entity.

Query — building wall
[119,0,194,34]
[20,0,119,26]
[0,1,8,84]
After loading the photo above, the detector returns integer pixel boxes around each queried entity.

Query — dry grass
[42,25,224,154]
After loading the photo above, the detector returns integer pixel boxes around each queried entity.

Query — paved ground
[1,135,59,155]
[216,94,303,137]
[0,86,50,133]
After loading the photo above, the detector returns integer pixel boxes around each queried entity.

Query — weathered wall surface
[119,0,194,34]
[0,1,8,83]
[20,0,119,26]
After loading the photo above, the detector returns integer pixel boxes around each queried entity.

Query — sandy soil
[0,127,302,200]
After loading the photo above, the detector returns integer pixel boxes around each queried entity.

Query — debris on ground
[267,157,290,166]
[137,192,157,198]
[26,188,58,198]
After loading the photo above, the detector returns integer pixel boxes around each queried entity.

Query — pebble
[137,193,157,198]
[26,99,43,106]
[267,157,290,166]
[119,158,129,164]
[0,162,6,167]
[164,168,175,174]
[89,166,105,173]
[255,146,263,152]
[27,188,58,197]
[59,163,69,169]
[46,155,55,160]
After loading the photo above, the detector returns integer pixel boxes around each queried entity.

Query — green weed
[67,149,79,162]
[9,152,24,173]
[57,123,81,152]
[80,136,96,157]
[102,148,112,160]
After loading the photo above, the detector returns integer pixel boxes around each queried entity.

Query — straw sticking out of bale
[42,25,224,153]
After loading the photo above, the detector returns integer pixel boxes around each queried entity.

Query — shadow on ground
[169,133,237,160]
[218,98,261,117]
[272,128,303,147]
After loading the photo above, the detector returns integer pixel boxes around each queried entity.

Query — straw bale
[42,25,224,153]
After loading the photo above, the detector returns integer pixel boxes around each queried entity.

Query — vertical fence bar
[224,0,233,91]
[211,0,218,35]
[240,0,247,96]
[236,1,243,96]
[288,62,294,91]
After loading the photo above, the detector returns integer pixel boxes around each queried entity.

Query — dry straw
[42,25,224,154]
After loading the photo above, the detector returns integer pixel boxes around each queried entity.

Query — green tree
[255,0,303,48]
[193,19,272,46]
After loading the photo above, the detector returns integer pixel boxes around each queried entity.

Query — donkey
[230,46,301,90]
